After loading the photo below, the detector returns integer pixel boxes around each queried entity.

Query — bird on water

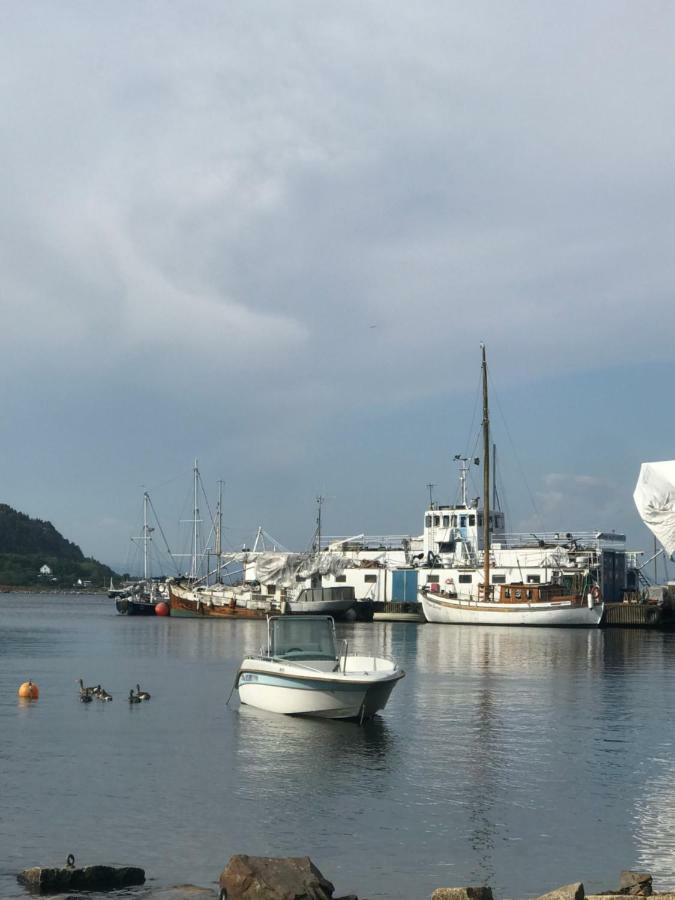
[135,684,151,701]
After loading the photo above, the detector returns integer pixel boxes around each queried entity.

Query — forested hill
[0,504,117,588]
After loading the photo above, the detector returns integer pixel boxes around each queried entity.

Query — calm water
[2,594,675,899]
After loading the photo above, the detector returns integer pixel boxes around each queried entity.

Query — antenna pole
[426,482,436,508]
[481,345,491,599]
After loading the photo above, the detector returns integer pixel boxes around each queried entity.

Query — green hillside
[0,504,117,588]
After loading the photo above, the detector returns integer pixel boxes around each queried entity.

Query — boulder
[18,864,145,893]
[431,889,494,900]
[219,856,334,900]
[619,872,652,896]
[536,884,585,900]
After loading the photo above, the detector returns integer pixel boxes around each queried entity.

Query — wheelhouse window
[267,584,276,595]
[458,574,472,584]
[364,574,377,584]
[442,515,450,527]
[469,515,476,526]
[427,575,440,584]
[527,575,541,584]
[460,516,467,527]
[492,574,506,584]
[425,515,432,528]
[438,541,455,553]
[335,575,347,583]
[433,515,440,526]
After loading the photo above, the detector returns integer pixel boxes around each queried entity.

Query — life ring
[445,578,454,585]
[591,585,601,601]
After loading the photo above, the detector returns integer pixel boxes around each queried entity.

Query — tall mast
[191,458,200,580]
[216,479,223,583]
[314,496,324,553]
[481,345,491,598]
[143,490,150,582]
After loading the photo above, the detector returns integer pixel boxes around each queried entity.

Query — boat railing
[496,531,626,550]
[323,534,415,551]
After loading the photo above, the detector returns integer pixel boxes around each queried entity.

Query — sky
[1,2,674,577]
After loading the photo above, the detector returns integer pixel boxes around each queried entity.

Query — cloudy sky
[2,2,674,575]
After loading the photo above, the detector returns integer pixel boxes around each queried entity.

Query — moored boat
[418,345,605,628]
[237,616,404,720]
[420,581,603,626]
[168,579,272,619]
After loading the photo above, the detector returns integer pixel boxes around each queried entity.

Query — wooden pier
[601,601,667,627]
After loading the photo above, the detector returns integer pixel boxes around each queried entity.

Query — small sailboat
[237,616,404,720]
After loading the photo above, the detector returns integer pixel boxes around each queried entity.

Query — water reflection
[234,704,396,802]
[3,596,675,899]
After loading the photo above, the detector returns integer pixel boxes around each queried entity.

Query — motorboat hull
[420,592,604,627]
[238,656,404,720]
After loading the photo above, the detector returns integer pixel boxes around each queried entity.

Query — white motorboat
[237,616,404,720]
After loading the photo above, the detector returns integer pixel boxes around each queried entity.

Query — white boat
[418,346,605,628]
[237,616,404,720]
[420,583,603,626]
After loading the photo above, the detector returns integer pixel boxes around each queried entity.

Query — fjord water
[2,595,675,899]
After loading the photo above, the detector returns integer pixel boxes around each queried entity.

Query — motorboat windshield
[268,615,338,662]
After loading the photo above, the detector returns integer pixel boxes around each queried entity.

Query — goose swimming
[128,689,142,704]
[135,684,151,701]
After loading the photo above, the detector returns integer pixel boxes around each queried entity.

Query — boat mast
[216,479,223,584]
[143,490,150,582]
[191,458,200,580]
[314,496,324,553]
[481,345,491,598]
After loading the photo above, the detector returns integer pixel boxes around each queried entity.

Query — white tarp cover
[633,461,675,559]
[250,552,348,587]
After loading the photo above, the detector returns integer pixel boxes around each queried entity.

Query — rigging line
[487,369,543,528]
[144,471,188,494]
[146,494,181,576]
[462,367,482,461]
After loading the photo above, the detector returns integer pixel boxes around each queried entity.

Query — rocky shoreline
[16,855,674,899]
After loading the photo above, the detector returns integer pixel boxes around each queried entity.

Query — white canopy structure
[633,461,675,559]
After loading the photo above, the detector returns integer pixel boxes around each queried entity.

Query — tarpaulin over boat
[633,461,675,559]
[249,552,348,587]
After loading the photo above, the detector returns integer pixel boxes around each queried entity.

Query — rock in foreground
[619,871,653,895]
[18,864,145,893]
[536,884,585,900]
[219,855,334,900]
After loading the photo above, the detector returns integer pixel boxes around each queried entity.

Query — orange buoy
[155,601,170,616]
[18,680,39,700]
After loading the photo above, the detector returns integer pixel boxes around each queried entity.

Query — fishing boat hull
[168,582,271,619]
[238,657,404,720]
[420,591,604,626]
[115,597,157,615]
